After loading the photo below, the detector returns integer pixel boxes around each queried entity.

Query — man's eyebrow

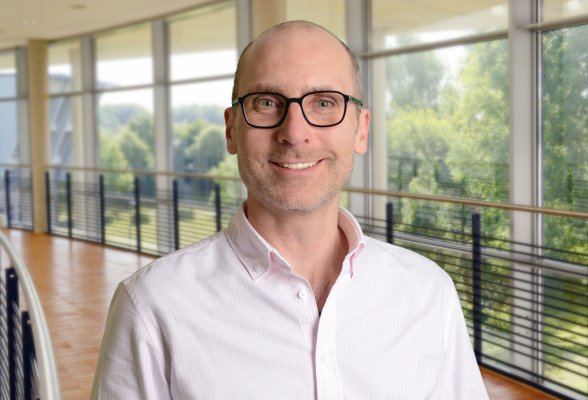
[244,84,283,94]
[243,84,339,96]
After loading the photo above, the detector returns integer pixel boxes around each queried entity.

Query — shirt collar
[225,203,366,281]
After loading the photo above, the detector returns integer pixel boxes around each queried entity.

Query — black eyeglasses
[231,90,363,129]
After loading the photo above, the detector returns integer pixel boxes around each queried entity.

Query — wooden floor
[1,229,557,400]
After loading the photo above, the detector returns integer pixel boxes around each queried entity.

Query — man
[92,21,488,399]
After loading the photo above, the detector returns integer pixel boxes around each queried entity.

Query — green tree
[447,40,509,203]
[386,49,444,111]
[543,26,588,212]
[118,128,154,171]
[189,126,226,173]
[99,134,133,191]
[99,103,150,134]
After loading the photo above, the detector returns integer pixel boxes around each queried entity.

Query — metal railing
[44,168,243,256]
[2,165,587,399]
[376,199,587,400]
[0,168,34,231]
[0,232,61,400]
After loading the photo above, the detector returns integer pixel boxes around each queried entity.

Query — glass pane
[0,100,18,163]
[96,23,153,89]
[171,79,239,246]
[542,24,588,213]
[50,95,83,165]
[48,40,82,94]
[542,271,588,395]
[171,79,232,174]
[378,37,512,377]
[0,51,16,98]
[543,0,588,21]
[286,0,346,41]
[371,0,508,51]
[169,2,237,81]
[542,24,588,396]
[383,41,509,203]
[97,89,154,171]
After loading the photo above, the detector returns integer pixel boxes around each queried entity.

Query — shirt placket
[292,278,319,351]
[315,278,345,400]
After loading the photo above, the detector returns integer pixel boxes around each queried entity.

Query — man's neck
[244,199,349,311]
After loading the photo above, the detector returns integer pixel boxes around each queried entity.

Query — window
[370,0,511,377]
[541,23,588,395]
[543,0,588,21]
[48,40,83,166]
[168,1,238,206]
[0,51,18,164]
[95,24,154,173]
[95,23,153,88]
[371,0,507,51]
[169,2,237,81]
[0,51,16,98]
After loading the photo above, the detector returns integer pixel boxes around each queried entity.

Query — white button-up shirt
[92,206,488,399]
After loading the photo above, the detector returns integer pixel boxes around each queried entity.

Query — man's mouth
[277,161,318,170]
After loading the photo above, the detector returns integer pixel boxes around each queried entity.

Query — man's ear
[353,108,370,155]
[224,107,238,155]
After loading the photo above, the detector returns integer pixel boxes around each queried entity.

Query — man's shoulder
[121,231,230,289]
[361,235,453,286]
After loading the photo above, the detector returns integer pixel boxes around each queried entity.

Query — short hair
[231,20,363,104]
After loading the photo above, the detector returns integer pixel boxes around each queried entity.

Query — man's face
[225,27,370,214]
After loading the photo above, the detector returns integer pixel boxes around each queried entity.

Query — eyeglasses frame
[231,90,363,129]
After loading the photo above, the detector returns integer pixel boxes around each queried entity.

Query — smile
[277,161,318,169]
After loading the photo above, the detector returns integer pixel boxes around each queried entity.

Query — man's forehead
[238,28,353,94]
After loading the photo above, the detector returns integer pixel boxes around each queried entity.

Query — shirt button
[297,289,307,299]
[252,265,261,274]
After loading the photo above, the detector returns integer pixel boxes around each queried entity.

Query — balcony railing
[1,165,587,399]
[0,168,33,231]
[0,232,61,400]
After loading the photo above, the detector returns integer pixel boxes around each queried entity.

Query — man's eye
[317,99,334,108]
[257,98,278,108]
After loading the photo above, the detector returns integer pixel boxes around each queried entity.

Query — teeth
[279,161,317,169]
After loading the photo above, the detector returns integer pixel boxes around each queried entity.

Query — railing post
[99,175,105,245]
[134,176,141,252]
[66,172,73,238]
[214,183,221,232]
[173,180,180,251]
[22,311,35,400]
[6,268,19,400]
[472,213,482,363]
[45,171,52,234]
[5,170,11,228]
[386,201,394,244]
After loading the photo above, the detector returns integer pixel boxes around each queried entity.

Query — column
[27,40,48,233]
[345,0,371,219]
[251,0,286,36]
[153,19,173,253]
[508,0,541,380]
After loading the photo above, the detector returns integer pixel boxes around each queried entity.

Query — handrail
[45,164,242,182]
[41,165,588,220]
[346,187,588,220]
[0,231,62,400]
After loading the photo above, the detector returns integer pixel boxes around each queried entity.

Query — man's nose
[276,102,311,145]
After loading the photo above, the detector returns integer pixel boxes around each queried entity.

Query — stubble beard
[238,149,353,213]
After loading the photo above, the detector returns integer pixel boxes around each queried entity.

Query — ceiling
[0,0,582,53]
[0,0,211,50]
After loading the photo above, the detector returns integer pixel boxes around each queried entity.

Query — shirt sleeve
[91,283,171,400]
[432,279,489,400]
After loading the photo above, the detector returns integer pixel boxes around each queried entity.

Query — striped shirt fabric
[91,205,489,399]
